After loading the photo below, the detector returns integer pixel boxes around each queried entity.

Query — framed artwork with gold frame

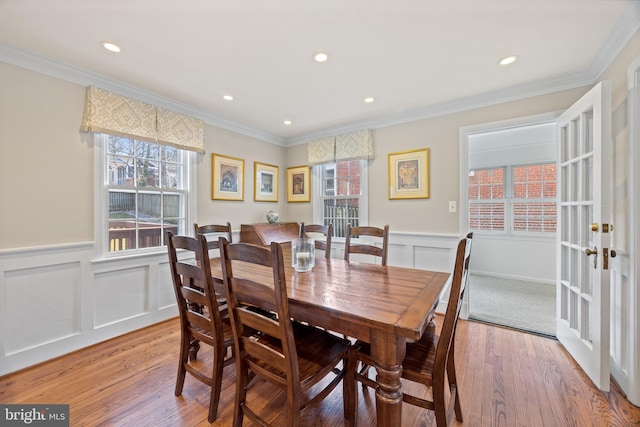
[388,148,430,199]
[286,165,310,202]
[212,153,244,201]
[254,161,279,202]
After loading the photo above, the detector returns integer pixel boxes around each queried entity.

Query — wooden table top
[210,244,450,341]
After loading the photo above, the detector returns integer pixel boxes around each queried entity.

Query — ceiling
[0,0,636,145]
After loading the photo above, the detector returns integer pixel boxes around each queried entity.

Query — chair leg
[447,340,463,422]
[175,334,189,396]
[432,371,448,427]
[189,339,200,361]
[358,362,372,389]
[207,346,225,423]
[232,362,249,427]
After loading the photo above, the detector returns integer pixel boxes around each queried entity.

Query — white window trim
[312,160,369,240]
[93,134,197,259]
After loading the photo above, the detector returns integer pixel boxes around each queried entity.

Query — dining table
[209,242,451,427]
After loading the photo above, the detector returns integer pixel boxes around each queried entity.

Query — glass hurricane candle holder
[291,238,315,272]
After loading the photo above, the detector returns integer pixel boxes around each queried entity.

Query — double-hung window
[100,134,191,254]
[468,162,556,234]
[313,159,368,237]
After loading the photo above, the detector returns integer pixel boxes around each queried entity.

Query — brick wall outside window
[469,163,557,234]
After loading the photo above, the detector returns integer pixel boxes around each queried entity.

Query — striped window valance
[80,86,205,153]
[307,130,374,165]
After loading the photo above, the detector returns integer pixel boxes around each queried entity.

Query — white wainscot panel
[157,261,176,310]
[414,246,452,273]
[94,266,149,327]
[4,262,81,354]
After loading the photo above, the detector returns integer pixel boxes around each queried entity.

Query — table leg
[371,331,405,426]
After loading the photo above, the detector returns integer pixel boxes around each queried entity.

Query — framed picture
[254,162,279,202]
[212,153,244,201]
[388,148,430,199]
[286,165,310,202]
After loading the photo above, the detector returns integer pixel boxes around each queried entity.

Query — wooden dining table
[209,243,450,426]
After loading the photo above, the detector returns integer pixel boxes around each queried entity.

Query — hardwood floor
[1,316,639,426]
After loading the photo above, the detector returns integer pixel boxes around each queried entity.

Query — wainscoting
[0,230,460,376]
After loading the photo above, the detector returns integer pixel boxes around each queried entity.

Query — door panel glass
[585,111,594,153]
[560,126,569,162]
[571,119,580,158]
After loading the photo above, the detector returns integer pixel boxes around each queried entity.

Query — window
[314,160,368,237]
[512,164,557,232]
[468,167,505,231]
[102,134,191,253]
[468,162,556,234]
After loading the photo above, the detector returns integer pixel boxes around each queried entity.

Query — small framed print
[254,162,279,202]
[212,153,244,201]
[388,148,430,199]
[286,165,310,202]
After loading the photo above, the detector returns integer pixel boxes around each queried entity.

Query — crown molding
[0,43,285,146]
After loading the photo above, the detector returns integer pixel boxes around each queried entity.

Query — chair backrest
[194,222,232,250]
[166,231,227,349]
[299,222,333,258]
[219,238,302,388]
[435,234,473,373]
[344,224,389,265]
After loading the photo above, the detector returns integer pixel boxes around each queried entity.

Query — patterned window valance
[307,130,374,166]
[156,107,205,153]
[335,129,374,161]
[80,86,204,153]
[308,136,336,165]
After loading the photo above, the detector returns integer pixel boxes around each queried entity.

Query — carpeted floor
[468,274,556,337]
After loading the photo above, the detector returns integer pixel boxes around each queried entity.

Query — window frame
[312,159,369,239]
[94,133,197,258]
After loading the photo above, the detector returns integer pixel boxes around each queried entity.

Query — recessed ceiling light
[223,95,234,101]
[283,120,293,125]
[313,52,329,63]
[499,55,518,66]
[101,41,121,53]
[364,97,375,103]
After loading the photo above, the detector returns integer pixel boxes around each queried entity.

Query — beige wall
[3,26,640,250]
[197,126,286,228]
[0,62,287,249]
[0,62,93,248]
[285,87,590,235]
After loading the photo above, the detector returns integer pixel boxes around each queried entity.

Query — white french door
[556,81,612,391]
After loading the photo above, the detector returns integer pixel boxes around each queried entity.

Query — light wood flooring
[1,316,639,426]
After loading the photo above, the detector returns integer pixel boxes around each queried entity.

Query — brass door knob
[591,223,599,232]
[585,248,598,256]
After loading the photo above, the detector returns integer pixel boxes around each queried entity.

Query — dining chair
[166,231,236,423]
[219,238,357,426]
[344,224,389,265]
[354,232,473,427]
[193,222,233,314]
[194,222,233,250]
[299,222,333,258]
